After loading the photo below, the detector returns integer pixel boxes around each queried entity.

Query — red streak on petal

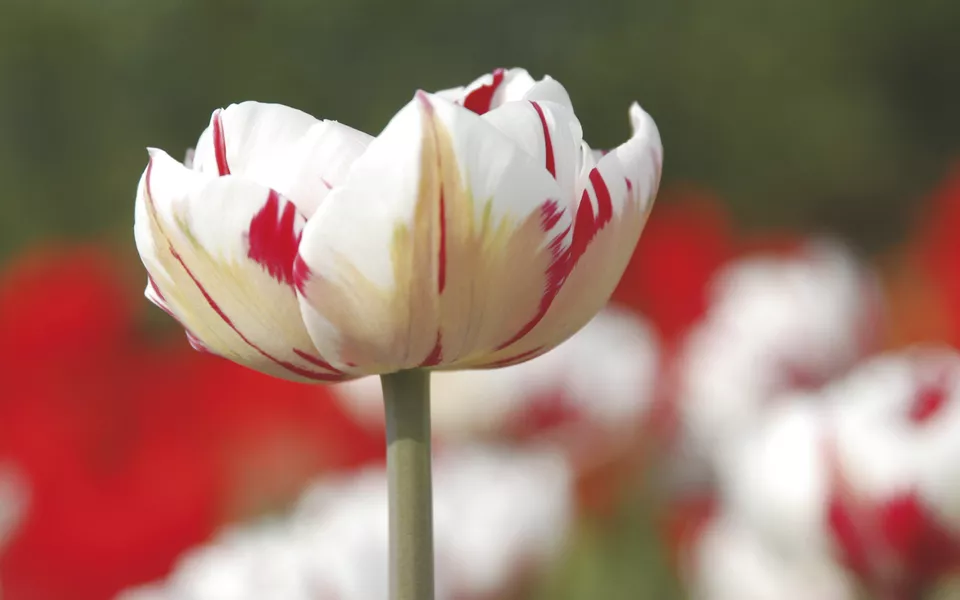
[909,371,951,423]
[911,385,948,423]
[541,199,564,231]
[828,497,872,576]
[531,101,556,179]
[293,349,344,375]
[438,188,447,293]
[320,177,333,190]
[170,246,339,381]
[591,168,614,225]
[145,159,339,382]
[186,330,213,354]
[567,168,615,265]
[494,203,571,351]
[247,190,302,286]
[420,334,443,367]
[293,254,311,295]
[484,346,544,368]
[148,275,166,301]
[462,68,506,115]
[494,168,616,352]
[212,109,231,176]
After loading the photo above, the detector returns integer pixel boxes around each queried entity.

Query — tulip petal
[462,103,663,367]
[134,149,345,382]
[296,92,574,374]
[191,102,372,217]
[435,68,571,114]
[482,100,584,208]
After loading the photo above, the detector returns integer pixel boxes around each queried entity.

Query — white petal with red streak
[134,149,343,382]
[191,101,372,217]
[466,103,662,367]
[296,92,572,372]
[482,100,584,207]
[435,68,554,111]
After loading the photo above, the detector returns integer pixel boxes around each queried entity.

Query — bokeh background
[2,1,960,598]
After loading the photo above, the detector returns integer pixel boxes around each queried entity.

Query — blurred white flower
[118,445,573,600]
[690,516,856,600]
[333,307,660,440]
[825,347,960,525]
[675,239,880,460]
[699,347,960,597]
[717,399,834,557]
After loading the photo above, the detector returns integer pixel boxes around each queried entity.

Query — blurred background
[2,0,960,598]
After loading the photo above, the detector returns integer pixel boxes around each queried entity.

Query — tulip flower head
[134,68,662,380]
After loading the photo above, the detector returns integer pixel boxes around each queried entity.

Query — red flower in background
[914,163,960,348]
[610,188,735,346]
[0,245,383,600]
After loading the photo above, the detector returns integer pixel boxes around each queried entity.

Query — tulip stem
[381,369,434,600]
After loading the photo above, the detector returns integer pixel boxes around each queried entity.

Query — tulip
[134,67,661,380]
[133,67,661,600]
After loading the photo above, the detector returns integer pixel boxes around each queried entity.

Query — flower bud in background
[134,68,662,380]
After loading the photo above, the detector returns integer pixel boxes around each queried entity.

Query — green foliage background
[2,0,959,265]
[1,1,959,597]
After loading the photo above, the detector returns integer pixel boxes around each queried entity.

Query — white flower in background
[118,445,573,600]
[821,347,960,592]
[675,239,879,460]
[333,307,660,439]
[717,400,834,557]
[824,347,960,517]
[698,348,960,597]
[134,67,661,380]
[690,516,856,600]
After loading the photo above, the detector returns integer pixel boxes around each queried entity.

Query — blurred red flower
[610,188,735,346]
[0,245,383,600]
[914,163,960,348]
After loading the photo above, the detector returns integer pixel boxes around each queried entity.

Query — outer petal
[295,92,573,374]
[460,103,663,368]
[435,68,572,115]
[134,149,345,382]
[191,102,372,217]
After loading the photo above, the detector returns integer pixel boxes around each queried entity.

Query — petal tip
[629,103,663,158]
[414,89,436,113]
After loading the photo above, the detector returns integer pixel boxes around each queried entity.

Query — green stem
[380,369,434,600]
